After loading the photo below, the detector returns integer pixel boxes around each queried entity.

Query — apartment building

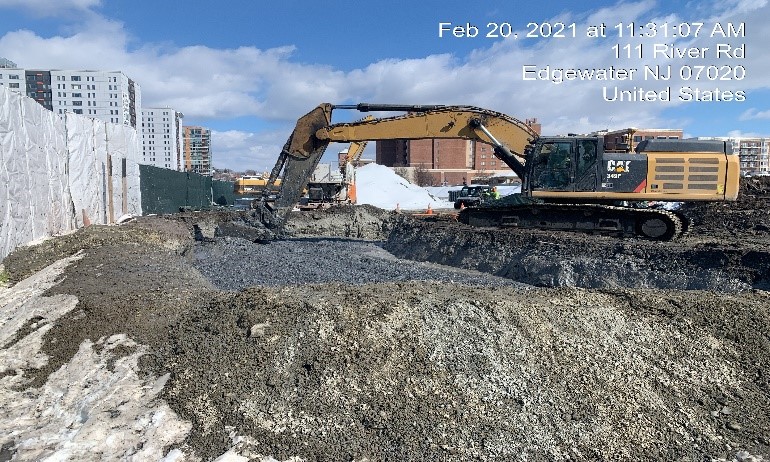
[0,65,142,129]
[699,136,770,176]
[142,108,184,170]
[183,126,212,175]
[0,59,194,173]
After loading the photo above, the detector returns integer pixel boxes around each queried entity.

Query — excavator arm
[258,103,539,233]
[319,104,536,174]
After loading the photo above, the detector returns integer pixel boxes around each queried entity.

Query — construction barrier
[0,86,141,259]
[139,165,234,215]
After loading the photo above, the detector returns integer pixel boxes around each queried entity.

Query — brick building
[376,118,542,186]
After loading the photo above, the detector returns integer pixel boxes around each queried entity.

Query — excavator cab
[527,138,600,193]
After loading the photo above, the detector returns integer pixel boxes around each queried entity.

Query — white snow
[355,163,521,209]
[354,163,448,211]
[0,255,192,461]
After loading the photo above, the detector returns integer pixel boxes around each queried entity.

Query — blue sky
[0,0,768,171]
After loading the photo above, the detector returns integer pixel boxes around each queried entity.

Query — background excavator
[257,103,740,240]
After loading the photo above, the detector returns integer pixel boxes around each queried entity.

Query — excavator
[256,103,740,240]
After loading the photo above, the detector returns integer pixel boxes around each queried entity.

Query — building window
[73,109,83,114]
[72,76,81,81]
[8,74,19,80]
[8,83,19,88]
[668,136,679,139]
[72,92,81,97]
[633,136,642,142]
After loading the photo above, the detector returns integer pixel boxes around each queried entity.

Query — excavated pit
[1,179,769,461]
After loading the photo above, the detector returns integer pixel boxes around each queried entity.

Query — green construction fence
[139,165,235,215]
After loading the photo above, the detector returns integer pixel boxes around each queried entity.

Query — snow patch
[355,163,448,210]
[0,254,192,462]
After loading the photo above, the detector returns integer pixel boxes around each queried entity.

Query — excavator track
[458,203,685,240]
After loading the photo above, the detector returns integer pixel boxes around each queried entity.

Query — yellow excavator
[257,103,740,240]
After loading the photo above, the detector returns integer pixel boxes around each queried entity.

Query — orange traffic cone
[426,204,434,215]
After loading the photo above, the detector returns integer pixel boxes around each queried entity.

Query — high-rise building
[0,59,191,172]
[142,108,184,170]
[183,126,212,175]
[0,62,141,129]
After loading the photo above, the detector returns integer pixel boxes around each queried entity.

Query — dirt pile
[679,176,770,238]
[377,179,770,291]
[1,189,769,461]
[283,204,397,240]
[383,217,770,290]
[155,284,770,461]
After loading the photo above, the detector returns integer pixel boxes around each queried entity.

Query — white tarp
[0,86,142,259]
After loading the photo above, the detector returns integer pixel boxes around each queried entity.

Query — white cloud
[726,129,770,137]
[740,108,770,120]
[0,0,767,171]
[211,129,287,174]
[0,0,101,15]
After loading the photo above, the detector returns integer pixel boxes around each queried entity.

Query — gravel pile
[192,236,525,290]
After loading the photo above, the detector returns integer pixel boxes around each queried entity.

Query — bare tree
[415,163,435,187]
[393,167,411,182]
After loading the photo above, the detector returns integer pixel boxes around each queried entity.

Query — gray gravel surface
[192,236,526,289]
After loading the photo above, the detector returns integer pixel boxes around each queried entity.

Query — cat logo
[607,160,631,173]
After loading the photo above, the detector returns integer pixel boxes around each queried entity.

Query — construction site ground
[1,178,769,461]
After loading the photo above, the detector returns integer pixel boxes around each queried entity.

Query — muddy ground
[1,178,769,461]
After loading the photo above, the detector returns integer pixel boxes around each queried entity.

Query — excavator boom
[259,103,538,231]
